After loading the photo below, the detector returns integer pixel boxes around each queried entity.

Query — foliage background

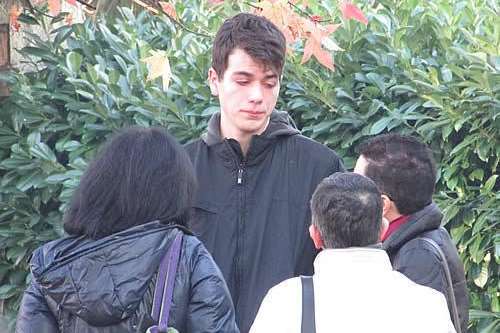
[0,0,498,331]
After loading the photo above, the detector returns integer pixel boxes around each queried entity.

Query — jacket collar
[314,248,392,276]
[382,203,443,254]
[202,110,299,164]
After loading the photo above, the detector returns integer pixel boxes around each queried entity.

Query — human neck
[220,119,269,156]
[219,126,251,155]
[385,211,403,223]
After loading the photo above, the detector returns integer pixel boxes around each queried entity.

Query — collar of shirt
[314,247,392,277]
[381,214,410,241]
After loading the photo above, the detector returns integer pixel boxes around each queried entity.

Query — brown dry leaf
[141,50,172,91]
[9,5,22,32]
[159,1,178,20]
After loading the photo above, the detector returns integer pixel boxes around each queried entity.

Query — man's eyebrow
[232,71,253,77]
[231,71,278,79]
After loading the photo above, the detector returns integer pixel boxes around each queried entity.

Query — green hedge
[0,1,498,331]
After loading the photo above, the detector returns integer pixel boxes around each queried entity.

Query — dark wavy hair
[212,13,286,78]
[356,134,436,215]
[63,127,196,239]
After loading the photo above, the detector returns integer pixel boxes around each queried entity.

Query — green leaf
[482,175,498,193]
[370,117,391,135]
[66,52,83,76]
[0,285,18,300]
[17,14,39,25]
[30,143,57,162]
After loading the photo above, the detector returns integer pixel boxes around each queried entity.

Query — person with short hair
[355,133,469,332]
[250,172,456,333]
[185,13,344,332]
[16,127,239,333]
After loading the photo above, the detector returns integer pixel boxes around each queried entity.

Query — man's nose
[248,83,264,103]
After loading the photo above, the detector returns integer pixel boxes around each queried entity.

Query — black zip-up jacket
[16,222,239,333]
[383,203,469,333]
[185,111,344,332]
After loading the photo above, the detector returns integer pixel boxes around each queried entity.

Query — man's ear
[309,224,324,250]
[381,194,392,218]
[208,67,219,96]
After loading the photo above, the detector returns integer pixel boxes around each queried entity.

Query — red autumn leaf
[9,5,22,32]
[48,0,62,16]
[340,1,368,25]
[159,1,177,20]
[310,15,322,23]
[66,0,77,6]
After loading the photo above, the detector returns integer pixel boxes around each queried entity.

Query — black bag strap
[418,236,462,333]
[301,275,316,333]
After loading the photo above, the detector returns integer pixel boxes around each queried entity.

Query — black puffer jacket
[383,203,469,333]
[185,111,344,332]
[15,222,239,333]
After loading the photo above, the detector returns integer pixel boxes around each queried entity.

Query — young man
[251,172,456,333]
[185,13,343,332]
[354,134,469,333]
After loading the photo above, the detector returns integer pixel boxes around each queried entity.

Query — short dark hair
[357,133,436,215]
[310,172,382,249]
[212,13,286,78]
[63,127,196,239]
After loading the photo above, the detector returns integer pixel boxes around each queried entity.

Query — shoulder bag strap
[149,231,183,333]
[301,275,316,333]
[418,236,462,333]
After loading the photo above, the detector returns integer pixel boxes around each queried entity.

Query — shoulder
[388,271,450,314]
[281,134,343,168]
[184,137,205,155]
[396,233,449,267]
[29,236,78,276]
[181,235,224,277]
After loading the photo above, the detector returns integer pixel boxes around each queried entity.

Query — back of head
[311,172,382,249]
[212,13,286,78]
[357,134,436,215]
[63,127,196,239]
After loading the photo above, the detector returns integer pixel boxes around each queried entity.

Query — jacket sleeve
[15,278,59,333]
[330,152,345,173]
[187,243,239,333]
[393,240,449,300]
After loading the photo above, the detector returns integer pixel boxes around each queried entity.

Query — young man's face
[208,48,280,138]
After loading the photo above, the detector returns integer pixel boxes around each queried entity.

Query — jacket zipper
[237,163,245,184]
[235,160,246,313]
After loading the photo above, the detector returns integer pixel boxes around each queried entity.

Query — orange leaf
[9,5,22,32]
[301,22,338,71]
[48,0,61,16]
[340,1,368,25]
[159,1,177,20]
[66,0,77,6]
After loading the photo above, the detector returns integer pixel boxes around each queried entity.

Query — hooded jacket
[383,203,469,333]
[15,222,239,333]
[185,111,344,332]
